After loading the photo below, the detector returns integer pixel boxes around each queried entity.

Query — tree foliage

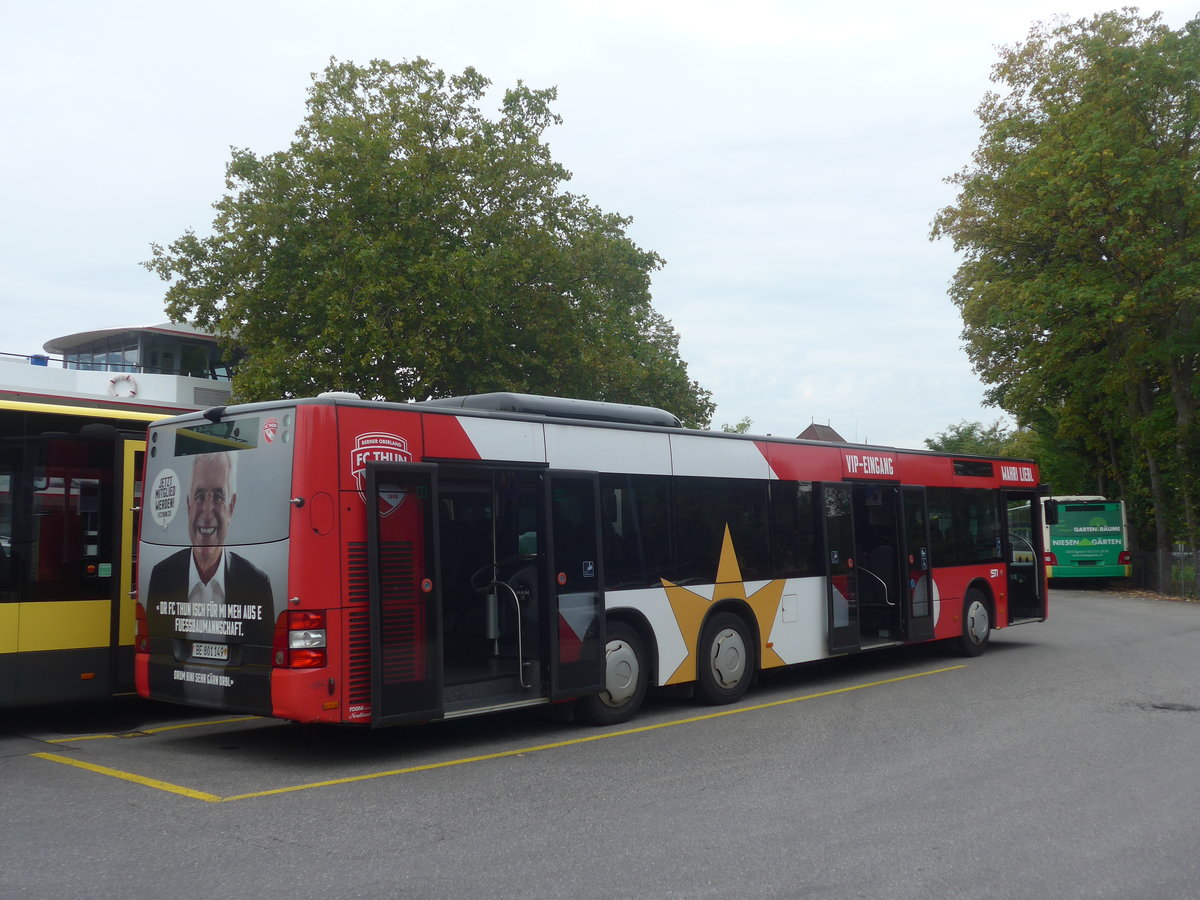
[145,58,714,427]
[932,11,1200,582]
[721,416,753,434]
[925,420,1020,457]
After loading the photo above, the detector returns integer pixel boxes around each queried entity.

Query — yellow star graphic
[661,526,788,684]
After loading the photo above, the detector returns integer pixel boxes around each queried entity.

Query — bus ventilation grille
[346,541,423,704]
[378,541,423,684]
[347,542,369,604]
[380,603,422,684]
[348,608,371,705]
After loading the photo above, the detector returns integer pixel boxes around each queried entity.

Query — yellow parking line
[36,665,965,803]
[32,753,223,803]
[225,664,966,801]
[45,716,261,744]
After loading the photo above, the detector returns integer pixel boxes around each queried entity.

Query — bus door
[366,463,443,727]
[545,471,605,699]
[901,487,935,642]
[849,483,904,647]
[14,427,127,704]
[366,463,606,725]
[433,465,544,706]
[111,437,146,693]
[821,484,859,653]
[1004,489,1045,622]
[0,443,16,706]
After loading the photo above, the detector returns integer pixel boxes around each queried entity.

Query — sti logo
[350,432,413,516]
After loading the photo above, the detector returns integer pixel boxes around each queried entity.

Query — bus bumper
[1048,564,1131,579]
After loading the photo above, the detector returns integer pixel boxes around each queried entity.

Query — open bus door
[365,463,606,726]
[849,483,905,648]
[112,437,146,694]
[1004,488,1046,623]
[366,463,443,727]
[822,484,860,654]
[545,471,605,700]
[902,486,935,642]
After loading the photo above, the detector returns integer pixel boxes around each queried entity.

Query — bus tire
[578,621,648,726]
[697,611,755,705]
[956,589,991,657]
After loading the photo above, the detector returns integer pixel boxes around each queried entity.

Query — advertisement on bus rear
[1051,503,1125,565]
[139,411,295,711]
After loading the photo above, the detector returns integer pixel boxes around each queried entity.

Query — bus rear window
[175,419,260,455]
[142,411,295,549]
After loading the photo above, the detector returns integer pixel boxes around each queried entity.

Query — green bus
[1043,496,1131,581]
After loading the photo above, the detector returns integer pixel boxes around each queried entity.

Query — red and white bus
[135,392,1049,727]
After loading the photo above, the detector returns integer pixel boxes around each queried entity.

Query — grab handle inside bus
[489,580,531,689]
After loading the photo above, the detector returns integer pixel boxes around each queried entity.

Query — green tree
[721,416,753,434]
[925,419,1017,456]
[932,11,1200,586]
[144,58,714,427]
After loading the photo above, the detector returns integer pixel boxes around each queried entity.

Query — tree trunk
[1169,360,1200,594]
[1134,377,1172,593]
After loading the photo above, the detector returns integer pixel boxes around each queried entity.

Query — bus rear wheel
[578,621,648,726]
[697,611,755,705]
[956,589,991,657]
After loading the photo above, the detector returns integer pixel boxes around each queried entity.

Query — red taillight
[1118,551,1131,565]
[273,610,328,668]
[1044,552,1058,566]
[288,649,327,668]
[135,602,149,653]
[288,610,325,630]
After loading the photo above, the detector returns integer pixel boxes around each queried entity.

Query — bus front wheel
[578,621,648,726]
[956,589,991,657]
[697,611,755,705]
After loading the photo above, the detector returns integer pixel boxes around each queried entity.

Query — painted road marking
[34,665,966,803]
[44,716,260,744]
[31,753,223,802]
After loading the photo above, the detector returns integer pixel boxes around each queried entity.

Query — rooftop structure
[0,322,234,413]
[797,422,846,443]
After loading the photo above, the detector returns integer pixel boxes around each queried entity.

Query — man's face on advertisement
[188,454,236,557]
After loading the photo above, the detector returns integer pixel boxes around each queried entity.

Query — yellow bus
[0,399,161,707]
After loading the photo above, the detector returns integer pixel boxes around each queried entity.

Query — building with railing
[0,323,235,413]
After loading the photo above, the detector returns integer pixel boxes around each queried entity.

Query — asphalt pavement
[3,586,1199,899]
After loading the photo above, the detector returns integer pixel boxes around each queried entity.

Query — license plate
[192,642,229,661]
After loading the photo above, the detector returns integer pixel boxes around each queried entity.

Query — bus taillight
[1044,552,1057,566]
[1118,551,1131,566]
[273,610,327,668]
[135,602,149,653]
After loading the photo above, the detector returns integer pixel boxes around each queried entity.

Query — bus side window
[673,476,771,584]
[599,483,629,585]
[956,489,1002,562]
[769,481,819,578]
[927,488,954,565]
[599,474,672,589]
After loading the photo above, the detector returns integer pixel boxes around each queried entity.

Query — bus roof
[0,398,164,423]
[153,392,1038,467]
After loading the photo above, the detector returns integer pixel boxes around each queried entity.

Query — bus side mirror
[1044,499,1059,526]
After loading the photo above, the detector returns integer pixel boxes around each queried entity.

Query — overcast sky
[3,2,1195,448]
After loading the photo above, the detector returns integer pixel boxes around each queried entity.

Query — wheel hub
[966,600,989,644]
[602,639,640,706]
[710,628,746,687]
